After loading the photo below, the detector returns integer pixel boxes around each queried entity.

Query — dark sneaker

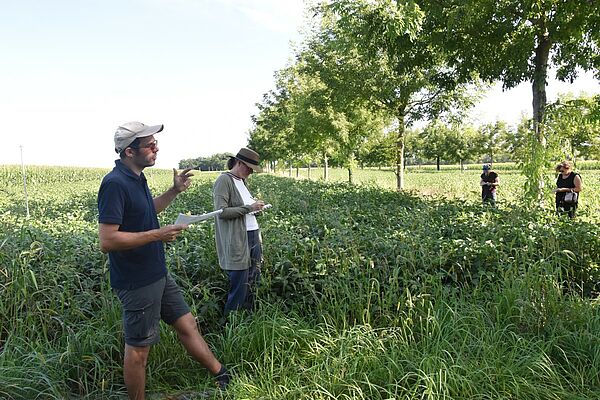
[215,366,231,390]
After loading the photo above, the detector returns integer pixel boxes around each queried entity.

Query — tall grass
[1,165,599,399]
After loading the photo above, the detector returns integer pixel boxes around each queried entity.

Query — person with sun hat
[213,147,266,317]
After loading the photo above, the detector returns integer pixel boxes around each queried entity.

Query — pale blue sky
[1,0,306,168]
[1,0,598,168]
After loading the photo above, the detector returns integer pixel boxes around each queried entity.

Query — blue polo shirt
[98,160,167,289]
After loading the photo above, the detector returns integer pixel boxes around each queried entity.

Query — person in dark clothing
[480,164,499,205]
[554,160,582,218]
[98,121,230,399]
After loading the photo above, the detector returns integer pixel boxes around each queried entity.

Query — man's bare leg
[124,344,150,400]
[172,312,222,374]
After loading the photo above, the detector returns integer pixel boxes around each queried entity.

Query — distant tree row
[260,92,600,173]
[399,94,600,170]
[178,152,233,171]
[247,0,600,202]
[183,89,599,174]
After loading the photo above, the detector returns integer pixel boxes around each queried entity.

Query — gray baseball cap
[114,121,164,153]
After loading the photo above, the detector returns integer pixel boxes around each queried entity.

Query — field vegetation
[1,165,600,399]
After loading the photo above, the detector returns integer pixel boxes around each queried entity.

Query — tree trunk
[308,164,312,180]
[533,36,550,145]
[531,25,551,202]
[460,159,464,171]
[296,166,299,178]
[323,152,329,182]
[348,167,353,184]
[436,156,440,171]
[395,112,406,191]
[289,161,292,177]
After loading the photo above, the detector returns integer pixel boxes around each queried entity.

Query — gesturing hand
[173,168,194,193]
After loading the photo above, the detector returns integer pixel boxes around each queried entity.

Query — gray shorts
[114,274,190,347]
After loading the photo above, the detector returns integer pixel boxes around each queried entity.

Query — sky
[1,0,599,169]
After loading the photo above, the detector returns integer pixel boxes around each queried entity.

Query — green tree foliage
[403,129,424,166]
[419,120,450,170]
[284,64,346,179]
[315,0,479,190]
[546,93,600,162]
[477,120,513,164]
[444,124,480,169]
[357,130,396,168]
[327,106,389,183]
[249,71,295,167]
[434,0,600,202]
[501,116,537,164]
[250,63,351,179]
[251,40,390,181]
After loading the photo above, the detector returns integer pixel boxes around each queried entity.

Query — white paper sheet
[174,209,223,225]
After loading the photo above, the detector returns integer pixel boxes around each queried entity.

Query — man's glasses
[130,140,158,151]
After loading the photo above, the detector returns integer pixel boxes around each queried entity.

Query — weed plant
[0,165,599,399]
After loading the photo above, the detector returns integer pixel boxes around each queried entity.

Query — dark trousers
[557,201,577,219]
[482,190,497,206]
[224,230,262,316]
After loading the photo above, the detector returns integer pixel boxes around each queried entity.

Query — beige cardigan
[213,173,254,270]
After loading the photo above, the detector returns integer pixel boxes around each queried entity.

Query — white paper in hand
[174,209,223,225]
[249,203,272,215]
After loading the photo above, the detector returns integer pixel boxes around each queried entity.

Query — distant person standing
[98,121,230,399]
[554,160,582,218]
[480,164,499,205]
[213,148,265,317]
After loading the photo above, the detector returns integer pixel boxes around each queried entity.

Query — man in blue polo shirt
[98,121,229,399]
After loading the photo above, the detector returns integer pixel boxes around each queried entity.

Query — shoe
[215,365,231,390]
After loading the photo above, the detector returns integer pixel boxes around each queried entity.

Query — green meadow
[1,165,599,399]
